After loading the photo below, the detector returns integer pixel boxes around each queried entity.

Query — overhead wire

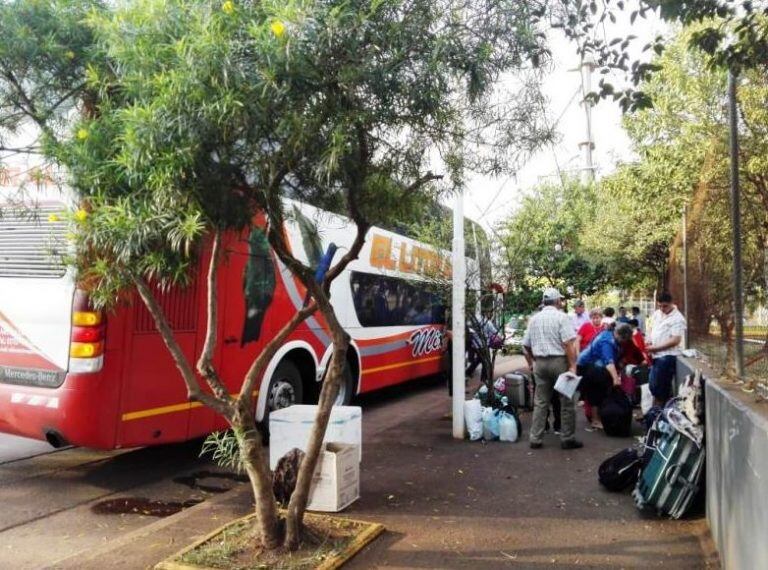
[470,84,582,224]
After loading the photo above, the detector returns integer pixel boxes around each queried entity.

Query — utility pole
[451,190,466,439]
[728,70,745,380]
[579,53,596,184]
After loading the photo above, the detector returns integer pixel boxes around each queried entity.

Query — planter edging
[154,511,384,570]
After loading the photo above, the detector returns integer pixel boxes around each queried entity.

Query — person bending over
[576,323,633,431]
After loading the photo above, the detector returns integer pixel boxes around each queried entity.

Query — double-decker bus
[0,185,474,450]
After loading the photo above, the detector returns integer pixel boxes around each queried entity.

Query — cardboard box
[306,442,360,512]
[269,405,362,470]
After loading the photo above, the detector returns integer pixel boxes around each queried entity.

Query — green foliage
[557,1,768,112]
[497,177,610,313]
[0,0,553,307]
[587,26,768,333]
[200,430,244,474]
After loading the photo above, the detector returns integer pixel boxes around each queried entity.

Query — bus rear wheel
[266,360,304,413]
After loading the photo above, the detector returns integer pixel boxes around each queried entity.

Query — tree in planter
[0,0,554,551]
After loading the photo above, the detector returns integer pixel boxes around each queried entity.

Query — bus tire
[266,360,304,414]
[334,363,356,407]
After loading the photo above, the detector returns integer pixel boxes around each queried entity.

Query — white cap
[542,287,561,301]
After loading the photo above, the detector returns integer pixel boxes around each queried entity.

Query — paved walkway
[345,355,717,568]
[53,355,718,569]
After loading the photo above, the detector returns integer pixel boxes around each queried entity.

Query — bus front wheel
[266,360,304,413]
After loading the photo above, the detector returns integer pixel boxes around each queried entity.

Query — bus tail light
[72,311,103,326]
[70,341,105,358]
[70,290,105,373]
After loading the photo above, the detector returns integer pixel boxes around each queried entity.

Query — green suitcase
[632,427,705,519]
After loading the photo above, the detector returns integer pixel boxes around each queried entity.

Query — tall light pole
[728,69,745,380]
[451,190,466,439]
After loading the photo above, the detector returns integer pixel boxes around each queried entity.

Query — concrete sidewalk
[345,356,717,568]
[52,356,718,569]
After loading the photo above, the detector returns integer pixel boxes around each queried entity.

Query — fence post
[682,204,689,349]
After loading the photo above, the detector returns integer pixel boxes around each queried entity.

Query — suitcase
[599,447,642,492]
[632,428,705,519]
[503,371,532,410]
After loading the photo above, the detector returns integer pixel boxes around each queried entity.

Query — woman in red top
[620,319,651,366]
[576,308,603,350]
[576,308,603,428]
[617,318,651,401]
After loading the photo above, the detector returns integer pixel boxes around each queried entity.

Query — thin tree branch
[134,274,233,419]
[195,229,231,402]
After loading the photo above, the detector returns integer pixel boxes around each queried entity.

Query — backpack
[599,387,633,437]
[598,448,642,492]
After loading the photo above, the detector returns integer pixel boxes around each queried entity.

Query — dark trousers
[649,355,677,403]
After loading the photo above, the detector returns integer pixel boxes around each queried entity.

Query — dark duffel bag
[599,447,642,492]
[600,387,633,437]
[631,364,650,385]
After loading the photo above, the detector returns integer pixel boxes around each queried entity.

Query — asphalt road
[0,433,55,464]
[0,433,245,569]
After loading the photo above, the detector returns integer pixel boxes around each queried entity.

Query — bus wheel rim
[334,382,346,406]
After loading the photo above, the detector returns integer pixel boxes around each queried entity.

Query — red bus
[0,190,461,450]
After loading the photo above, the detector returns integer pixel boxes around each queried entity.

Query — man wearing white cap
[522,287,582,450]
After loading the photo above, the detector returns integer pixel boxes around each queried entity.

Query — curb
[155,512,385,570]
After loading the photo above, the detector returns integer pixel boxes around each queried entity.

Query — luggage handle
[664,463,683,485]
[664,462,699,491]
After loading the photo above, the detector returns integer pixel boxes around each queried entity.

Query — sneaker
[554,430,561,436]
[529,441,543,449]
[561,440,584,450]
[584,425,596,432]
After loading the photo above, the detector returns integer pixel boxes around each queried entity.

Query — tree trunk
[236,420,282,550]
[283,291,349,550]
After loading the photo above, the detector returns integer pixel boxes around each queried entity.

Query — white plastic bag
[641,383,653,415]
[554,371,582,400]
[481,406,500,441]
[464,399,483,441]
[499,411,519,442]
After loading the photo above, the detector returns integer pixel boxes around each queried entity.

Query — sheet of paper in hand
[554,371,582,400]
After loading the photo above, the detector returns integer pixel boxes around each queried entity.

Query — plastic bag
[641,384,653,415]
[499,411,519,442]
[464,399,483,441]
[481,406,500,441]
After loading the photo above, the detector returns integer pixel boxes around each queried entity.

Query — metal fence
[667,192,768,400]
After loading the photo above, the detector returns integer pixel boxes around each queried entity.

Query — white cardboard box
[306,442,360,512]
[269,405,362,470]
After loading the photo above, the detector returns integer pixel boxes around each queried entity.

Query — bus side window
[350,271,442,328]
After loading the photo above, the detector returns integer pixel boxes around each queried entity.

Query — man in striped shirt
[522,287,582,450]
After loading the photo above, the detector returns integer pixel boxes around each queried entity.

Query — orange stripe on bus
[121,390,258,422]
[122,356,442,421]
[121,401,203,421]
[362,355,442,375]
